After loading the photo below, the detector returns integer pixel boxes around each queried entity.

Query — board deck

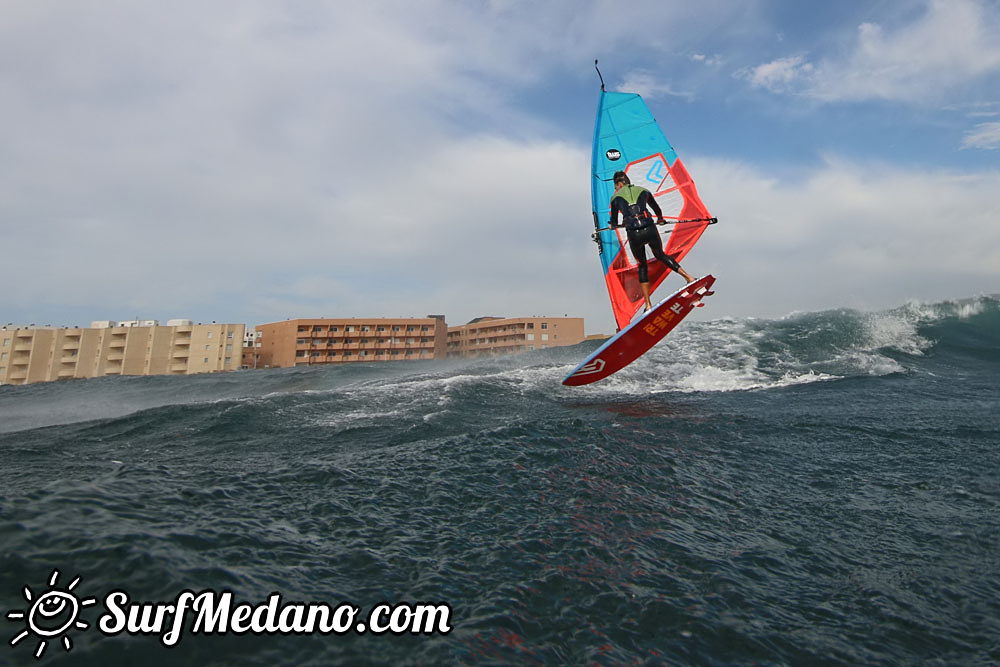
[562,274,716,386]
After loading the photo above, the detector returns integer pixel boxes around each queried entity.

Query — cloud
[961,122,1000,149]
[743,0,1000,103]
[743,55,813,94]
[692,155,1000,317]
[616,71,693,102]
[692,53,724,67]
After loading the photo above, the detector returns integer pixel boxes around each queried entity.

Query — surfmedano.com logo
[7,570,452,660]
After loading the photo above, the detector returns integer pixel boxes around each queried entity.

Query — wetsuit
[609,184,681,283]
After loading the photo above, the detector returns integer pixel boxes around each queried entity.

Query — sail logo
[605,149,621,161]
[645,159,666,185]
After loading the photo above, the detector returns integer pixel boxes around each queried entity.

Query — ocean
[1,296,997,666]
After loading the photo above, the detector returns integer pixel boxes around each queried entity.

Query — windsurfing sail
[591,79,715,331]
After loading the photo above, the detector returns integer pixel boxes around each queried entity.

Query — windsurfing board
[562,274,715,386]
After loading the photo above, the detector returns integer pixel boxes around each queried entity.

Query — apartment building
[254,316,448,368]
[447,316,585,358]
[0,320,245,386]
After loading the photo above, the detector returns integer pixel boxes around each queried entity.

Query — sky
[2,0,998,335]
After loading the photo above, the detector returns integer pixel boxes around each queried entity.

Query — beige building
[254,317,448,368]
[447,316,585,358]
[0,320,245,386]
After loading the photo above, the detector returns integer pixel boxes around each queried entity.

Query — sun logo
[6,569,96,660]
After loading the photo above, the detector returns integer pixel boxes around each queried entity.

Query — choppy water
[1,296,998,665]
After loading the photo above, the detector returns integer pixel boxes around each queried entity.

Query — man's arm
[609,197,623,227]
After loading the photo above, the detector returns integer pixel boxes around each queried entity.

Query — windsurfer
[609,171,696,310]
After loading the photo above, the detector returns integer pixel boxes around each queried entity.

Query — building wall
[255,317,448,368]
[242,329,261,369]
[446,316,585,358]
[0,322,245,386]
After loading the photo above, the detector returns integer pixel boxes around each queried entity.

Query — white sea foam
[550,301,931,394]
[860,310,931,356]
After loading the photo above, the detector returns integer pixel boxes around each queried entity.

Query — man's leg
[628,231,654,311]
[648,230,696,283]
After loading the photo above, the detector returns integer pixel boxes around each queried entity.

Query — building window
[541,323,548,329]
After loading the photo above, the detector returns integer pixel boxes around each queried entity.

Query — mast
[594,59,605,91]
